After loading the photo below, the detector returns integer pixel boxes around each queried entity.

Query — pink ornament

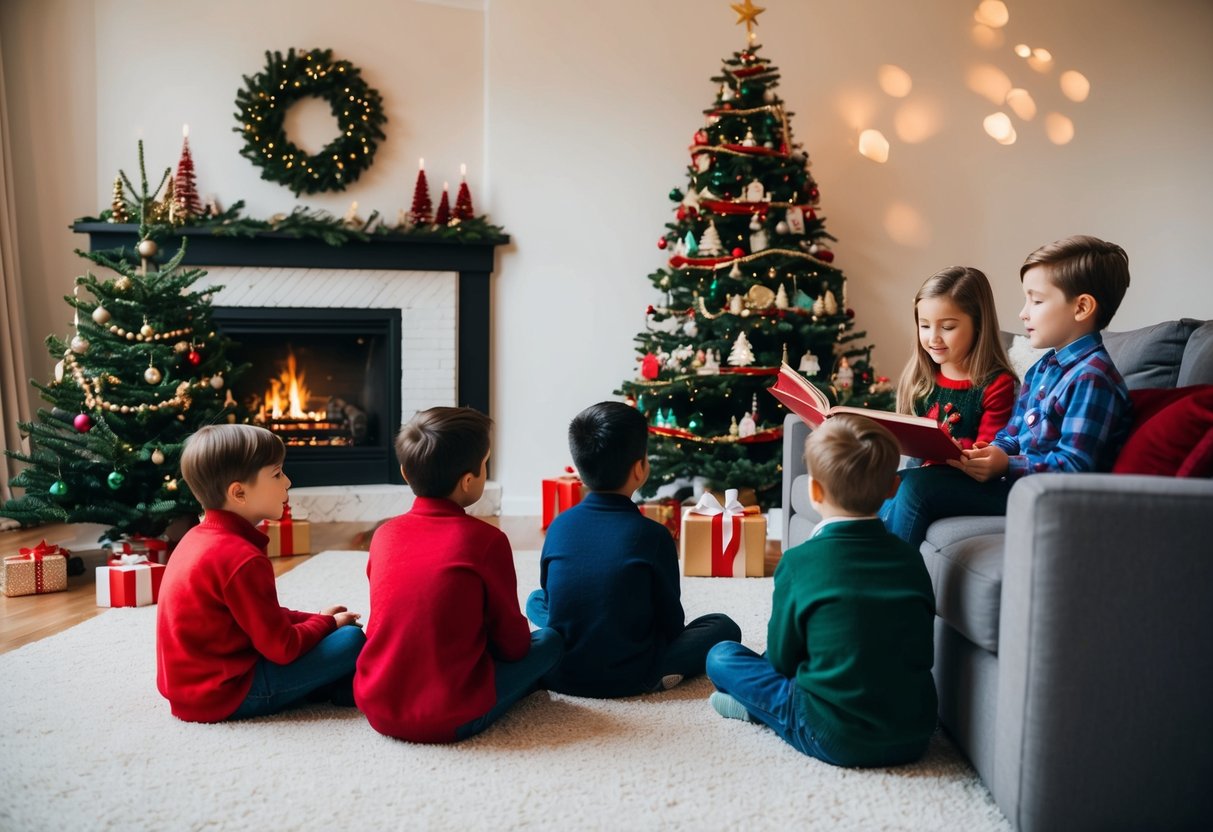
[73,413,93,433]
[731,247,745,258]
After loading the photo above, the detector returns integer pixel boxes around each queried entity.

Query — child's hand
[948,441,1009,482]
[322,605,364,628]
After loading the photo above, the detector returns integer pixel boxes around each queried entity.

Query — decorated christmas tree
[617,4,894,508]
[1,142,239,540]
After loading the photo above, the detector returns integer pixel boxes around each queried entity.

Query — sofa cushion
[1177,320,1213,386]
[790,473,814,519]
[1112,385,1213,477]
[922,533,1004,654]
[923,515,1007,551]
[1103,320,1198,390]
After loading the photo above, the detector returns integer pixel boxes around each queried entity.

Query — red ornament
[646,305,656,315]
[816,249,835,263]
[657,237,668,249]
[640,353,660,380]
[809,187,820,201]
[187,350,202,366]
[846,308,856,318]
[675,206,687,221]
[731,247,745,258]
[693,130,709,146]
[73,413,93,433]
[807,208,817,221]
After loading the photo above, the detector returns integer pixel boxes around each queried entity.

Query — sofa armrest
[993,473,1213,831]
[781,413,811,550]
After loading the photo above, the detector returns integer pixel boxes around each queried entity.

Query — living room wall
[3,0,1211,515]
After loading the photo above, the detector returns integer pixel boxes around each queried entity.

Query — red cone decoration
[434,186,451,226]
[174,128,202,221]
[453,180,475,220]
[409,163,433,226]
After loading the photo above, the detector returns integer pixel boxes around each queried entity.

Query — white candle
[460,163,467,179]
[442,181,449,192]
[183,124,190,138]
[419,157,425,170]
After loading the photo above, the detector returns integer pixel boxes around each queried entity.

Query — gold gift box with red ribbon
[639,499,685,540]
[2,540,70,597]
[542,468,587,530]
[678,489,765,578]
[258,503,311,557]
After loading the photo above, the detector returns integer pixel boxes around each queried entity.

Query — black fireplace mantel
[73,221,508,416]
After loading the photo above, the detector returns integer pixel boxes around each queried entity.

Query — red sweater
[155,510,336,722]
[354,497,531,743]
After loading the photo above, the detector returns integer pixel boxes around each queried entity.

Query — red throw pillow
[1112,385,1213,477]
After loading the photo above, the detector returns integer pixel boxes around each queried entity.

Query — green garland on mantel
[77,201,509,247]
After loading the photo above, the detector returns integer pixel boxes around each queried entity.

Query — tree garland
[233,48,387,195]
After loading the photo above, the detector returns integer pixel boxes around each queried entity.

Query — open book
[768,363,962,461]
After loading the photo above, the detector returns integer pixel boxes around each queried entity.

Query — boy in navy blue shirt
[526,401,740,697]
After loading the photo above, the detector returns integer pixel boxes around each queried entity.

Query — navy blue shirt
[536,491,685,697]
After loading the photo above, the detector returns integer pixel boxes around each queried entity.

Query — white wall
[5,0,1212,515]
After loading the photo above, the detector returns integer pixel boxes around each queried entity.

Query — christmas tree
[1,142,239,540]
[616,4,893,508]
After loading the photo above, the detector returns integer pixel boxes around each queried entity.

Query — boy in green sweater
[706,415,938,767]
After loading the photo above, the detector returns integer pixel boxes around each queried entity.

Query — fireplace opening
[212,307,404,487]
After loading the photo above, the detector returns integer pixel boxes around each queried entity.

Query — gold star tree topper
[731,0,766,36]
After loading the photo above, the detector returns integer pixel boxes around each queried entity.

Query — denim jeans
[526,589,740,690]
[230,625,366,720]
[705,640,842,764]
[879,465,1014,548]
[454,627,564,740]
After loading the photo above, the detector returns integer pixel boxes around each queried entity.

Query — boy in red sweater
[156,424,365,722]
[354,407,563,743]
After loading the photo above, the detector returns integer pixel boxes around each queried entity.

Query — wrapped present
[679,489,766,577]
[3,540,70,597]
[542,467,587,530]
[639,498,684,540]
[105,534,171,565]
[258,503,310,557]
[96,554,166,607]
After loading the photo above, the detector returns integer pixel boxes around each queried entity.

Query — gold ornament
[140,319,154,338]
[137,239,158,258]
[151,448,165,465]
[91,306,111,325]
[109,176,130,224]
[115,275,133,291]
[745,284,775,310]
[144,366,163,384]
[731,0,765,35]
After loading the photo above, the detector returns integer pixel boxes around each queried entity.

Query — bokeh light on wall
[895,99,943,144]
[973,1,1009,28]
[1060,70,1091,102]
[1045,113,1075,145]
[967,64,1013,104]
[878,65,913,98]
[971,24,1004,48]
[884,202,932,248]
[983,112,1017,145]
[1005,88,1037,121]
[1028,48,1054,73]
[836,89,880,132]
[858,129,890,163]
[1014,43,1032,58]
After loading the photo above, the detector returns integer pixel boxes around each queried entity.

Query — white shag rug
[1,551,1010,832]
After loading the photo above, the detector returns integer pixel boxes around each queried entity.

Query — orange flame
[263,350,325,420]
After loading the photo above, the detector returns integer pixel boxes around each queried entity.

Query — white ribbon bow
[116,553,149,566]
[688,488,747,577]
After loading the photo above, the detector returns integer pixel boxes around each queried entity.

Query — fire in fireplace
[212,307,404,487]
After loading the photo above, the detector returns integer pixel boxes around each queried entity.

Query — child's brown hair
[395,406,492,497]
[1020,235,1130,331]
[180,424,286,510]
[803,415,900,515]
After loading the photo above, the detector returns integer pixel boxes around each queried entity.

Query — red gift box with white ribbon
[96,555,166,607]
[542,467,587,530]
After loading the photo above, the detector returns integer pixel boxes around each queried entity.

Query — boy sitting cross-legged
[707,415,938,767]
[526,401,740,698]
[355,406,563,743]
[157,424,366,723]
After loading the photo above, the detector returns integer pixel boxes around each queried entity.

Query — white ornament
[92,306,111,325]
[729,261,742,279]
[738,412,757,438]
[775,221,789,235]
[698,221,724,256]
[741,129,757,147]
[835,357,854,389]
[694,154,711,173]
[823,290,838,315]
[812,295,827,317]
[745,180,765,202]
[763,88,776,103]
[750,229,769,252]
[728,331,756,367]
[683,319,699,337]
[681,188,700,210]
[729,416,740,437]
[775,284,790,310]
[729,294,743,315]
[721,84,735,102]
[697,349,721,376]
[71,335,90,354]
[151,449,165,465]
[210,375,225,389]
[54,360,65,382]
[785,206,806,235]
[799,351,820,375]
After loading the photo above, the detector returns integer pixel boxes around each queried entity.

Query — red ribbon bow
[17,540,61,560]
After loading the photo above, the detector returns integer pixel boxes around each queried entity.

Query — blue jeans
[230,625,366,720]
[526,589,740,690]
[879,465,1014,548]
[706,641,930,767]
[454,628,564,740]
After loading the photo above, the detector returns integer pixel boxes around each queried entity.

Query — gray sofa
[781,319,1213,831]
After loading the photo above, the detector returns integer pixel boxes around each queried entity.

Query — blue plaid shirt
[991,332,1131,479]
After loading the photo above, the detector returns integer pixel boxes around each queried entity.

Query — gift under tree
[1,142,238,540]
[616,3,893,509]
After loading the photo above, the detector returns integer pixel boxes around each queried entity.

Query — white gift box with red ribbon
[105,534,171,565]
[96,554,166,607]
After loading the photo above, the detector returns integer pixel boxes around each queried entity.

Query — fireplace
[212,307,404,487]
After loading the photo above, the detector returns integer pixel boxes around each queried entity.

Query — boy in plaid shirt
[882,235,1133,547]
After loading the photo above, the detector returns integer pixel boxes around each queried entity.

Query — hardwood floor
[1,516,781,656]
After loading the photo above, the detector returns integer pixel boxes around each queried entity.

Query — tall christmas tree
[617,3,893,508]
[1,142,239,539]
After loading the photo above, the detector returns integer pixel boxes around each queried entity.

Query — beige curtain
[0,38,33,506]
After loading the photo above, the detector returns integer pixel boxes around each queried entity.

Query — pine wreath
[233,48,387,195]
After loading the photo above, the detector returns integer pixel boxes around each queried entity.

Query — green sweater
[768,518,937,764]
